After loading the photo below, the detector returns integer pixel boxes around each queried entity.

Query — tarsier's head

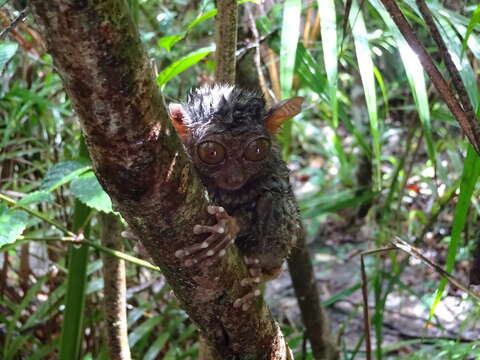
[169,84,303,191]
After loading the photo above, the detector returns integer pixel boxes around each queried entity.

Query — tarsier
[169,85,304,310]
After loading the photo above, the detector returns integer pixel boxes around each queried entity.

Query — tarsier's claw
[175,205,238,268]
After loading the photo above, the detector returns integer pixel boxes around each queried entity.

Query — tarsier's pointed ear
[264,97,304,133]
[168,103,190,138]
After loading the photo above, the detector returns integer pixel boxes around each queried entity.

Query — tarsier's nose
[226,173,245,187]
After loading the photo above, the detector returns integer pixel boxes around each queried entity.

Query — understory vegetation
[1,0,479,359]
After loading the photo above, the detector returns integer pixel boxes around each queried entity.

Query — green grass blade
[436,16,479,110]
[59,200,91,360]
[430,144,480,317]
[370,0,436,170]
[59,140,92,360]
[279,0,302,157]
[461,4,480,56]
[349,0,381,190]
[144,333,170,360]
[318,0,339,128]
[280,0,301,99]
[3,277,47,359]
[128,316,163,347]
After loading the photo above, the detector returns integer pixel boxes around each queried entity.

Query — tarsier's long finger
[174,238,212,259]
[181,232,233,267]
[192,219,227,236]
[233,289,261,311]
[243,256,261,277]
[240,276,261,287]
[121,229,138,240]
[200,234,235,266]
[207,205,229,221]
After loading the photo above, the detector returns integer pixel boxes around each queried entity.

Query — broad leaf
[18,191,54,206]
[0,205,29,247]
[41,161,90,192]
[0,42,18,70]
[157,46,215,88]
[70,171,113,213]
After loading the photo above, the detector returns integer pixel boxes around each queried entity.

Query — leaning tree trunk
[29,1,291,358]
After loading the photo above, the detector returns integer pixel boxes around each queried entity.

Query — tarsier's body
[169,85,303,309]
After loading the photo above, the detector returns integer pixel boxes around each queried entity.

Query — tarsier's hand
[233,256,263,311]
[175,205,239,268]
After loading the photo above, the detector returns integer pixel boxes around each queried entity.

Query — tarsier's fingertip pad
[207,205,216,214]
[175,250,185,258]
[193,225,202,235]
[233,299,242,308]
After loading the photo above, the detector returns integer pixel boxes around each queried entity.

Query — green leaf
[143,333,170,360]
[318,0,338,126]
[370,0,435,170]
[128,316,163,347]
[0,42,18,70]
[349,0,381,190]
[158,35,185,52]
[188,9,217,30]
[157,46,215,88]
[430,145,480,317]
[17,191,54,206]
[157,1,253,52]
[70,171,113,213]
[0,205,29,248]
[301,189,377,219]
[41,161,90,192]
[462,4,480,56]
[280,0,302,98]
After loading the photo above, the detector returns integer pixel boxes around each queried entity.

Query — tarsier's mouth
[218,176,247,191]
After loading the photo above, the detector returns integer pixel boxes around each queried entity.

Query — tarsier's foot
[233,256,263,311]
[175,205,238,268]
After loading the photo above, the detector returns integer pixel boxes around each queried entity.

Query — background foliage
[1,0,479,358]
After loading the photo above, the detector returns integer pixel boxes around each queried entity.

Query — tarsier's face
[168,85,304,191]
[194,132,271,191]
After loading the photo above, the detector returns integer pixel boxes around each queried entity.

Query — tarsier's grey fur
[180,84,301,277]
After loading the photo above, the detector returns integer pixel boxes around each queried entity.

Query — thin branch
[0,192,160,271]
[391,238,480,301]
[0,8,27,40]
[246,5,272,106]
[379,0,480,155]
[415,0,476,126]
[214,0,238,83]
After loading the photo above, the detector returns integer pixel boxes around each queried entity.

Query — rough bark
[287,233,339,360]
[29,1,290,358]
[99,213,131,360]
[215,0,238,83]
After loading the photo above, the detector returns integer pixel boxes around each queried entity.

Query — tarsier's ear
[168,103,190,138]
[264,97,304,133]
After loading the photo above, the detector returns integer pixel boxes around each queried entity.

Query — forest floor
[265,203,480,359]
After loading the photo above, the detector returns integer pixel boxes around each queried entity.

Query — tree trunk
[29,1,291,358]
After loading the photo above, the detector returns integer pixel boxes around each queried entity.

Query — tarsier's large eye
[244,138,270,161]
[198,141,226,165]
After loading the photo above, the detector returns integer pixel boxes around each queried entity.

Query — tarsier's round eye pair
[197,138,270,165]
